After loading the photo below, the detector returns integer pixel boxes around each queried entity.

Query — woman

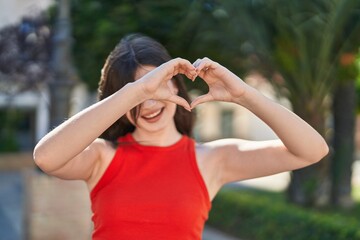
[33,34,329,240]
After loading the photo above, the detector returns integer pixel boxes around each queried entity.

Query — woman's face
[125,65,178,134]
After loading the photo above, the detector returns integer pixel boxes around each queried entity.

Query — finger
[193,59,201,68]
[191,59,202,80]
[184,68,198,81]
[185,72,197,81]
[174,58,197,80]
[174,58,196,71]
[190,93,214,109]
[179,64,197,80]
[196,58,213,73]
[168,95,191,112]
[163,58,190,77]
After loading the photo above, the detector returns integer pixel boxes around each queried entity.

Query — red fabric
[90,134,211,240]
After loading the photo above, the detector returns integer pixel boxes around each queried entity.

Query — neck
[132,123,182,147]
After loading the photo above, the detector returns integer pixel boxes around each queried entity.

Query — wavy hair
[98,34,195,141]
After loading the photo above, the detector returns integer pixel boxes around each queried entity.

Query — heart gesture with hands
[137,57,251,111]
[137,57,197,112]
[191,57,250,109]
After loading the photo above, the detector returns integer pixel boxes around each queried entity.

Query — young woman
[33,34,329,240]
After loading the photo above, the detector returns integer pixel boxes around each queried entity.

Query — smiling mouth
[142,107,164,120]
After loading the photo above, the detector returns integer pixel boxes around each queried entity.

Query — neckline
[124,133,188,151]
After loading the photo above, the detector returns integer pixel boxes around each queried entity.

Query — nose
[141,99,158,109]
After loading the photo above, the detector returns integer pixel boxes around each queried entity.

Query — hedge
[207,189,360,240]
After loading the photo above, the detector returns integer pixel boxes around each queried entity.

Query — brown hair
[98,33,195,141]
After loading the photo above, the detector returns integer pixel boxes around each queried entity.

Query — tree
[68,0,360,207]
[247,0,360,206]
[70,0,192,90]
[176,0,360,206]
[329,3,360,207]
[331,51,359,208]
[0,14,52,95]
[49,0,79,127]
[177,0,359,205]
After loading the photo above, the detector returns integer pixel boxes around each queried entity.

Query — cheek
[167,103,178,117]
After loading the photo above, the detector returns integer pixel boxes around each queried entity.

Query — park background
[0,0,360,239]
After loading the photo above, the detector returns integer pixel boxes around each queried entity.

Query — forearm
[237,86,329,162]
[34,82,145,168]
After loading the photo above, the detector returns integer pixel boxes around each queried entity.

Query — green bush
[208,189,360,240]
[0,110,20,152]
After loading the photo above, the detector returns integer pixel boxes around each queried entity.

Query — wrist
[122,81,149,104]
[234,85,265,110]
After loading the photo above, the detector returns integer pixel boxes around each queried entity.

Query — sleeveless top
[90,133,211,240]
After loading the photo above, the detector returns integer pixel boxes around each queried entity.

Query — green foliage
[69,0,261,92]
[209,191,360,240]
[68,0,360,97]
[0,110,20,152]
[255,0,360,106]
[70,0,192,90]
[208,189,360,240]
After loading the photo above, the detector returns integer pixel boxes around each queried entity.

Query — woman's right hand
[136,58,197,111]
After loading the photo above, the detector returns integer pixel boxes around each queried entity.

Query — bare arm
[208,88,329,184]
[33,82,146,178]
[238,86,328,164]
[33,58,196,180]
[192,58,329,185]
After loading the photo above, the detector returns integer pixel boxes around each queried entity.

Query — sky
[0,0,53,28]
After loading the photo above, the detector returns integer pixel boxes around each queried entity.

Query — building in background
[194,72,291,142]
[0,0,54,150]
[0,0,53,29]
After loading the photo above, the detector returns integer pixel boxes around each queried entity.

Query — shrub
[208,189,360,240]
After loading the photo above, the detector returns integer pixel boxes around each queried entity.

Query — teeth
[144,109,162,119]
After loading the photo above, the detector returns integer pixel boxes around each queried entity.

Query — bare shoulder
[92,138,117,159]
[194,140,228,200]
[191,138,264,200]
[194,138,257,174]
[202,138,280,155]
[46,137,115,182]
[86,138,117,191]
[196,138,250,159]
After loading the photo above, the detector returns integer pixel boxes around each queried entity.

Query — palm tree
[67,0,360,207]
[248,0,360,206]
[331,51,359,209]
[175,0,360,206]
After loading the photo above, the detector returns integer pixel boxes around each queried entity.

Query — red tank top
[90,133,211,240]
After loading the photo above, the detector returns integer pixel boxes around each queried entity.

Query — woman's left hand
[191,57,250,109]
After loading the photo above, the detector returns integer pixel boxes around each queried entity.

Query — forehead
[135,65,156,80]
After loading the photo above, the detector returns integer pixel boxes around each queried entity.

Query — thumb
[190,93,214,109]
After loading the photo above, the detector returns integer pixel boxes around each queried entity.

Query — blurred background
[0,0,360,239]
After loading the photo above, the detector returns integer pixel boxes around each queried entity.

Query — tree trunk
[287,99,330,207]
[331,80,356,209]
[49,0,77,128]
[49,81,74,127]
